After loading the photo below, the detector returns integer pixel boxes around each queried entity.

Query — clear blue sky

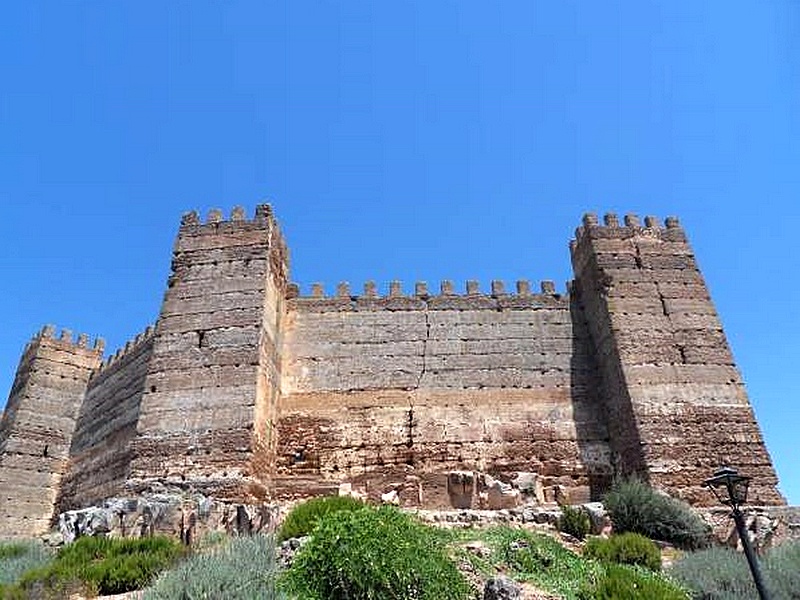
[1,2,798,503]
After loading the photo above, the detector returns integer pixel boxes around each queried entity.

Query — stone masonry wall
[0,327,102,538]
[0,206,787,533]
[275,280,613,505]
[56,328,155,512]
[127,206,287,502]
[571,213,783,505]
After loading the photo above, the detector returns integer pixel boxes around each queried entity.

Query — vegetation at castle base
[670,540,800,600]
[0,540,53,596]
[277,494,365,542]
[3,535,185,598]
[283,504,472,600]
[557,504,591,540]
[583,532,662,572]
[145,534,285,600]
[577,564,688,600]
[477,526,599,599]
[604,478,711,551]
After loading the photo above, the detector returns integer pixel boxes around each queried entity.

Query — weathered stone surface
[484,576,522,600]
[56,493,278,544]
[0,208,785,538]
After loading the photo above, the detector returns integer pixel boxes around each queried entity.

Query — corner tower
[0,327,103,538]
[571,213,783,505]
[127,205,289,501]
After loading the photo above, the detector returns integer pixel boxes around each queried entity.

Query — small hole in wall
[150,386,157,393]
[197,330,205,347]
[42,445,48,458]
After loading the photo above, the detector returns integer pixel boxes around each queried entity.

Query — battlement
[94,325,155,374]
[286,279,568,312]
[179,204,276,232]
[22,325,105,359]
[571,212,686,250]
[174,203,289,283]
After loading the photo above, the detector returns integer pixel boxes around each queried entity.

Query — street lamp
[703,466,771,600]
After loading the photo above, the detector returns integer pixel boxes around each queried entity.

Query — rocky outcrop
[56,493,278,545]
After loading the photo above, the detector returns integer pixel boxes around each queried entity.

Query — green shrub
[284,504,471,600]
[145,534,284,600]
[484,526,600,599]
[12,535,185,597]
[578,564,688,600]
[558,504,591,540]
[604,478,711,550]
[584,533,661,572]
[0,540,52,586]
[277,494,365,541]
[671,540,800,600]
[763,539,800,598]
[670,545,753,599]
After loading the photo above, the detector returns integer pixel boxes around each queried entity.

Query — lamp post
[703,466,771,600]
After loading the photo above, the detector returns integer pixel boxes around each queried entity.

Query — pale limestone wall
[0,328,102,538]
[275,285,612,504]
[57,329,155,511]
[571,213,783,505]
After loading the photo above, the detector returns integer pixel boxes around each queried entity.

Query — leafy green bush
[0,540,52,586]
[483,526,600,599]
[277,494,365,542]
[671,540,800,600]
[578,564,688,600]
[284,504,471,600]
[145,534,284,600]
[11,535,185,597]
[604,478,711,550]
[558,504,591,540]
[584,533,661,572]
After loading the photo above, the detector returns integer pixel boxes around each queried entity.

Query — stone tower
[0,327,103,537]
[571,213,782,505]
[126,205,289,501]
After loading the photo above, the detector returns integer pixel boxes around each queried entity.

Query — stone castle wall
[0,328,103,538]
[274,283,611,505]
[56,328,155,511]
[571,213,782,505]
[0,206,786,539]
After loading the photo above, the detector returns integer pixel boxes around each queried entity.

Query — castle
[0,206,784,539]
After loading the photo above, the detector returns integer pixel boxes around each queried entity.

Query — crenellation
[0,206,785,539]
[491,280,506,297]
[624,213,640,227]
[364,280,378,298]
[336,281,351,298]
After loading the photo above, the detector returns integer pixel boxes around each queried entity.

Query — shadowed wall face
[56,330,155,512]
[0,329,102,538]
[274,285,613,505]
[571,213,783,505]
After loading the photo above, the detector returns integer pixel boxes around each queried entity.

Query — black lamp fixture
[704,466,751,509]
[703,466,771,600]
